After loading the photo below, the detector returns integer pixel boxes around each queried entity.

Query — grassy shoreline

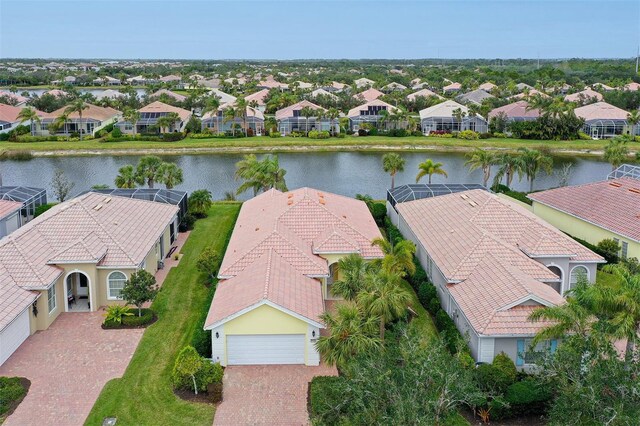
[2,135,638,158]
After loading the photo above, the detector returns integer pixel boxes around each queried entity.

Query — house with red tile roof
[388,188,602,368]
[564,88,603,104]
[275,100,337,135]
[116,101,191,134]
[201,104,264,135]
[205,187,383,366]
[352,87,384,102]
[36,103,121,137]
[573,101,635,139]
[488,100,541,124]
[529,174,640,261]
[348,99,400,131]
[0,199,23,238]
[244,89,269,112]
[0,192,179,366]
[0,104,44,133]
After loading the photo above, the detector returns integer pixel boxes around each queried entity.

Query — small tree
[51,168,74,202]
[121,270,158,317]
[188,189,213,218]
[596,238,620,264]
[172,346,204,395]
[197,247,219,284]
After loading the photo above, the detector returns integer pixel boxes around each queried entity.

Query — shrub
[34,203,56,217]
[337,132,346,138]
[369,202,387,226]
[121,308,154,326]
[192,283,216,357]
[162,132,185,142]
[179,213,196,232]
[196,247,220,284]
[428,297,442,315]
[493,132,507,138]
[578,131,592,140]
[493,352,517,385]
[487,396,511,421]
[308,130,330,139]
[121,270,158,317]
[269,131,281,138]
[368,127,378,136]
[0,377,27,416]
[478,132,492,139]
[504,378,551,416]
[111,127,123,138]
[418,281,437,307]
[596,238,620,264]
[458,130,480,140]
[475,363,514,394]
[383,217,403,246]
[172,346,204,393]
[196,361,223,391]
[309,376,348,425]
[103,304,133,325]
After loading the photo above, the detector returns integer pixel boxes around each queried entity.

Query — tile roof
[45,103,121,121]
[457,89,494,105]
[0,104,42,123]
[150,89,187,102]
[138,101,191,122]
[347,99,398,118]
[275,100,325,121]
[244,89,269,105]
[574,101,629,121]
[396,189,602,336]
[488,101,540,120]
[0,200,22,219]
[205,249,324,328]
[478,82,497,91]
[407,88,443,101]
[529,178,640,243]
[564,88,603,103]
[419,100,469,120]
[353,88,384,102]
[0,264,37,331]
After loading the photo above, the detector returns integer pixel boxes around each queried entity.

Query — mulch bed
[174,382,223,405]
[461,408,547,426]
[1,377,31,420]
[101,312,158,330]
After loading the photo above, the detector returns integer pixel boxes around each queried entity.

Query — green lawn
[400,279,438,341]
[2,135,638,156]
[85,203,240,426]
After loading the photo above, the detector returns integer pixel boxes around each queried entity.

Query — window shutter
[550,339,558,354]
[516,339,525,366]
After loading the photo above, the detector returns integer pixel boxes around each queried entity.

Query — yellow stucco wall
[532,202,640,260]
[225,305,308,335]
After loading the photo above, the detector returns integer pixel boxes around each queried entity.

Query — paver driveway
[213,364,338,426]
[0,311,144,426]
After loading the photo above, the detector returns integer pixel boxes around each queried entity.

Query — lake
[0,151,612,201]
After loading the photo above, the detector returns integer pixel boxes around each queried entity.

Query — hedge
[0,377,27,416]
[103,308,155,328]
[191,281,217,357]
[308,376,348,425]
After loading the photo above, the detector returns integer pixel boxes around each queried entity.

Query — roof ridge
[8,238,48,284]
[263,249,273,299]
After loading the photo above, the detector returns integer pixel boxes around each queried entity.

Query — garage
[227,334,306,365]
[0,308,30,366]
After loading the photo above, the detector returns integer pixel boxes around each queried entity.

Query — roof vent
[319,199,326,205]
[287,193,293,199]
[468,200,478,207]
[629,188,640,194]
[103,197,112,203]
[287,200,293,205]
[609,182,622,188]
[93,203,103,211]
[460,194,469,200]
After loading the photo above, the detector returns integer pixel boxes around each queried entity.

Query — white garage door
[227,334,305,365]
[0,309,30,366]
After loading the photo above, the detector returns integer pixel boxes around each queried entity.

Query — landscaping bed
[174,382,223,405]
[0,377,30,422]
[102,308,157,329]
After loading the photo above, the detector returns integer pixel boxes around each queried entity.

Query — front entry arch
[64,271,92,312]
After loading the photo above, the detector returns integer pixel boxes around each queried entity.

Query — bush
[368,127,378,136]
[179,213,196,232]
[383,217,403,246]
[196,361,223,391]
[34,203,56,217]
[162,132,185,142]
[173,345,223,393]
[269,131,281,138]
[428,297,441,315]
[369,202,387,226]
[493,132,507,138]
[309,376,348,425]
[122,308,154,326]
[504,378,551,416]
[0,377,27,416]
[337,132,346,138]
[103,304,133,325]
[475,363,514,394]
[192,284,216,357]
[111,127,123,138]
[308,130,330,139]
[493,352,517,385]
[458,130,480,140]
[418,281,437,307]
[596,238,620,264]
[578,131,592,140]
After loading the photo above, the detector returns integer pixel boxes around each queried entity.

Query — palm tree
[17,107,41,135]
[529,277,596,345]
[331,254,370,301]
[416,158,448,184]
[235,97,249,136]
[371,237,416,278]
[159,162,184,189]
[493,153,523,189]
[604,138,630,170]
[300,106,315,135]
[135,155,164,188]
[223,107,238,136]
[596,264,640,364]
[517,147,553,192]
[49,112,69,135]
[123,108,141,136]
[315,302,381,366]
[382,153,405,190]
[234,154,261,196]
[156,112,180,134]
[327,107,340,135]
[114,165,138,189]
[452,108,466,131]
[64,99,89,140]
[258,155,288,192]
[465,148,496,187]
[203,97,221,134]
[358,271,412,340]
[235,154,288,196]
[378,109,391,130]
[627,110,640,135]
[188,189,213,217]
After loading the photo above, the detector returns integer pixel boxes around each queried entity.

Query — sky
[1,0,639,60]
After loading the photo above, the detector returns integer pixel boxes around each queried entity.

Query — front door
[77,274,88,297]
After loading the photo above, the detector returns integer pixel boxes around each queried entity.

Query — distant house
[442,82,462,93]
[0,186,47,224]
[159,75,182,84]
[294,81,313,90]
[515,82,533,92]
[529,167,640,261]
[257,77,289,91]
[348,99,399,131]
[419,100,488,134]
[0,91,28,107]
[406,88,443,102]
[92,76,121,86]
[353,88,384,102]
[275,100,336,135]
[37,103,121,137]
[0,104,44,133]
[591,82,615,92]
[0,192,179,366]
[328,81,348,92]
[573,101,633,139]
[412,82,431,90]
[510,89,550,100]
[244,89,270,112]
[488,100,541,124]
[94,89,125,101]
[564,88,603,104]
[354,77,375,89]
[388,186,603,368]
[310,88,338,101]
[456,89,494,106]
[45,89,69,98]
[478,82,497,92]
[117,101,191,134]
[623,82,640,92]
[202,105,264,135]
[0,200,23,238]
[209,88,237,105]
[149,89,187,103]
[381,82,407,92]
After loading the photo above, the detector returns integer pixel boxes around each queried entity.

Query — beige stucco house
[0,192,179,366]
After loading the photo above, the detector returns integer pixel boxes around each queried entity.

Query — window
[570,266,588,289]
[622,242,628,259]
[47,284,57,313]
[517,338,557,366]
[108,271,127,299]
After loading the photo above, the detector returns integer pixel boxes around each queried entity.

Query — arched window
[108,271,127,300]
[570,266,589,289]
[547,265,563,294]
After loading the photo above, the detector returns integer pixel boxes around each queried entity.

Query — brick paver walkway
[0,312,144,425]
[213,364,338,426]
